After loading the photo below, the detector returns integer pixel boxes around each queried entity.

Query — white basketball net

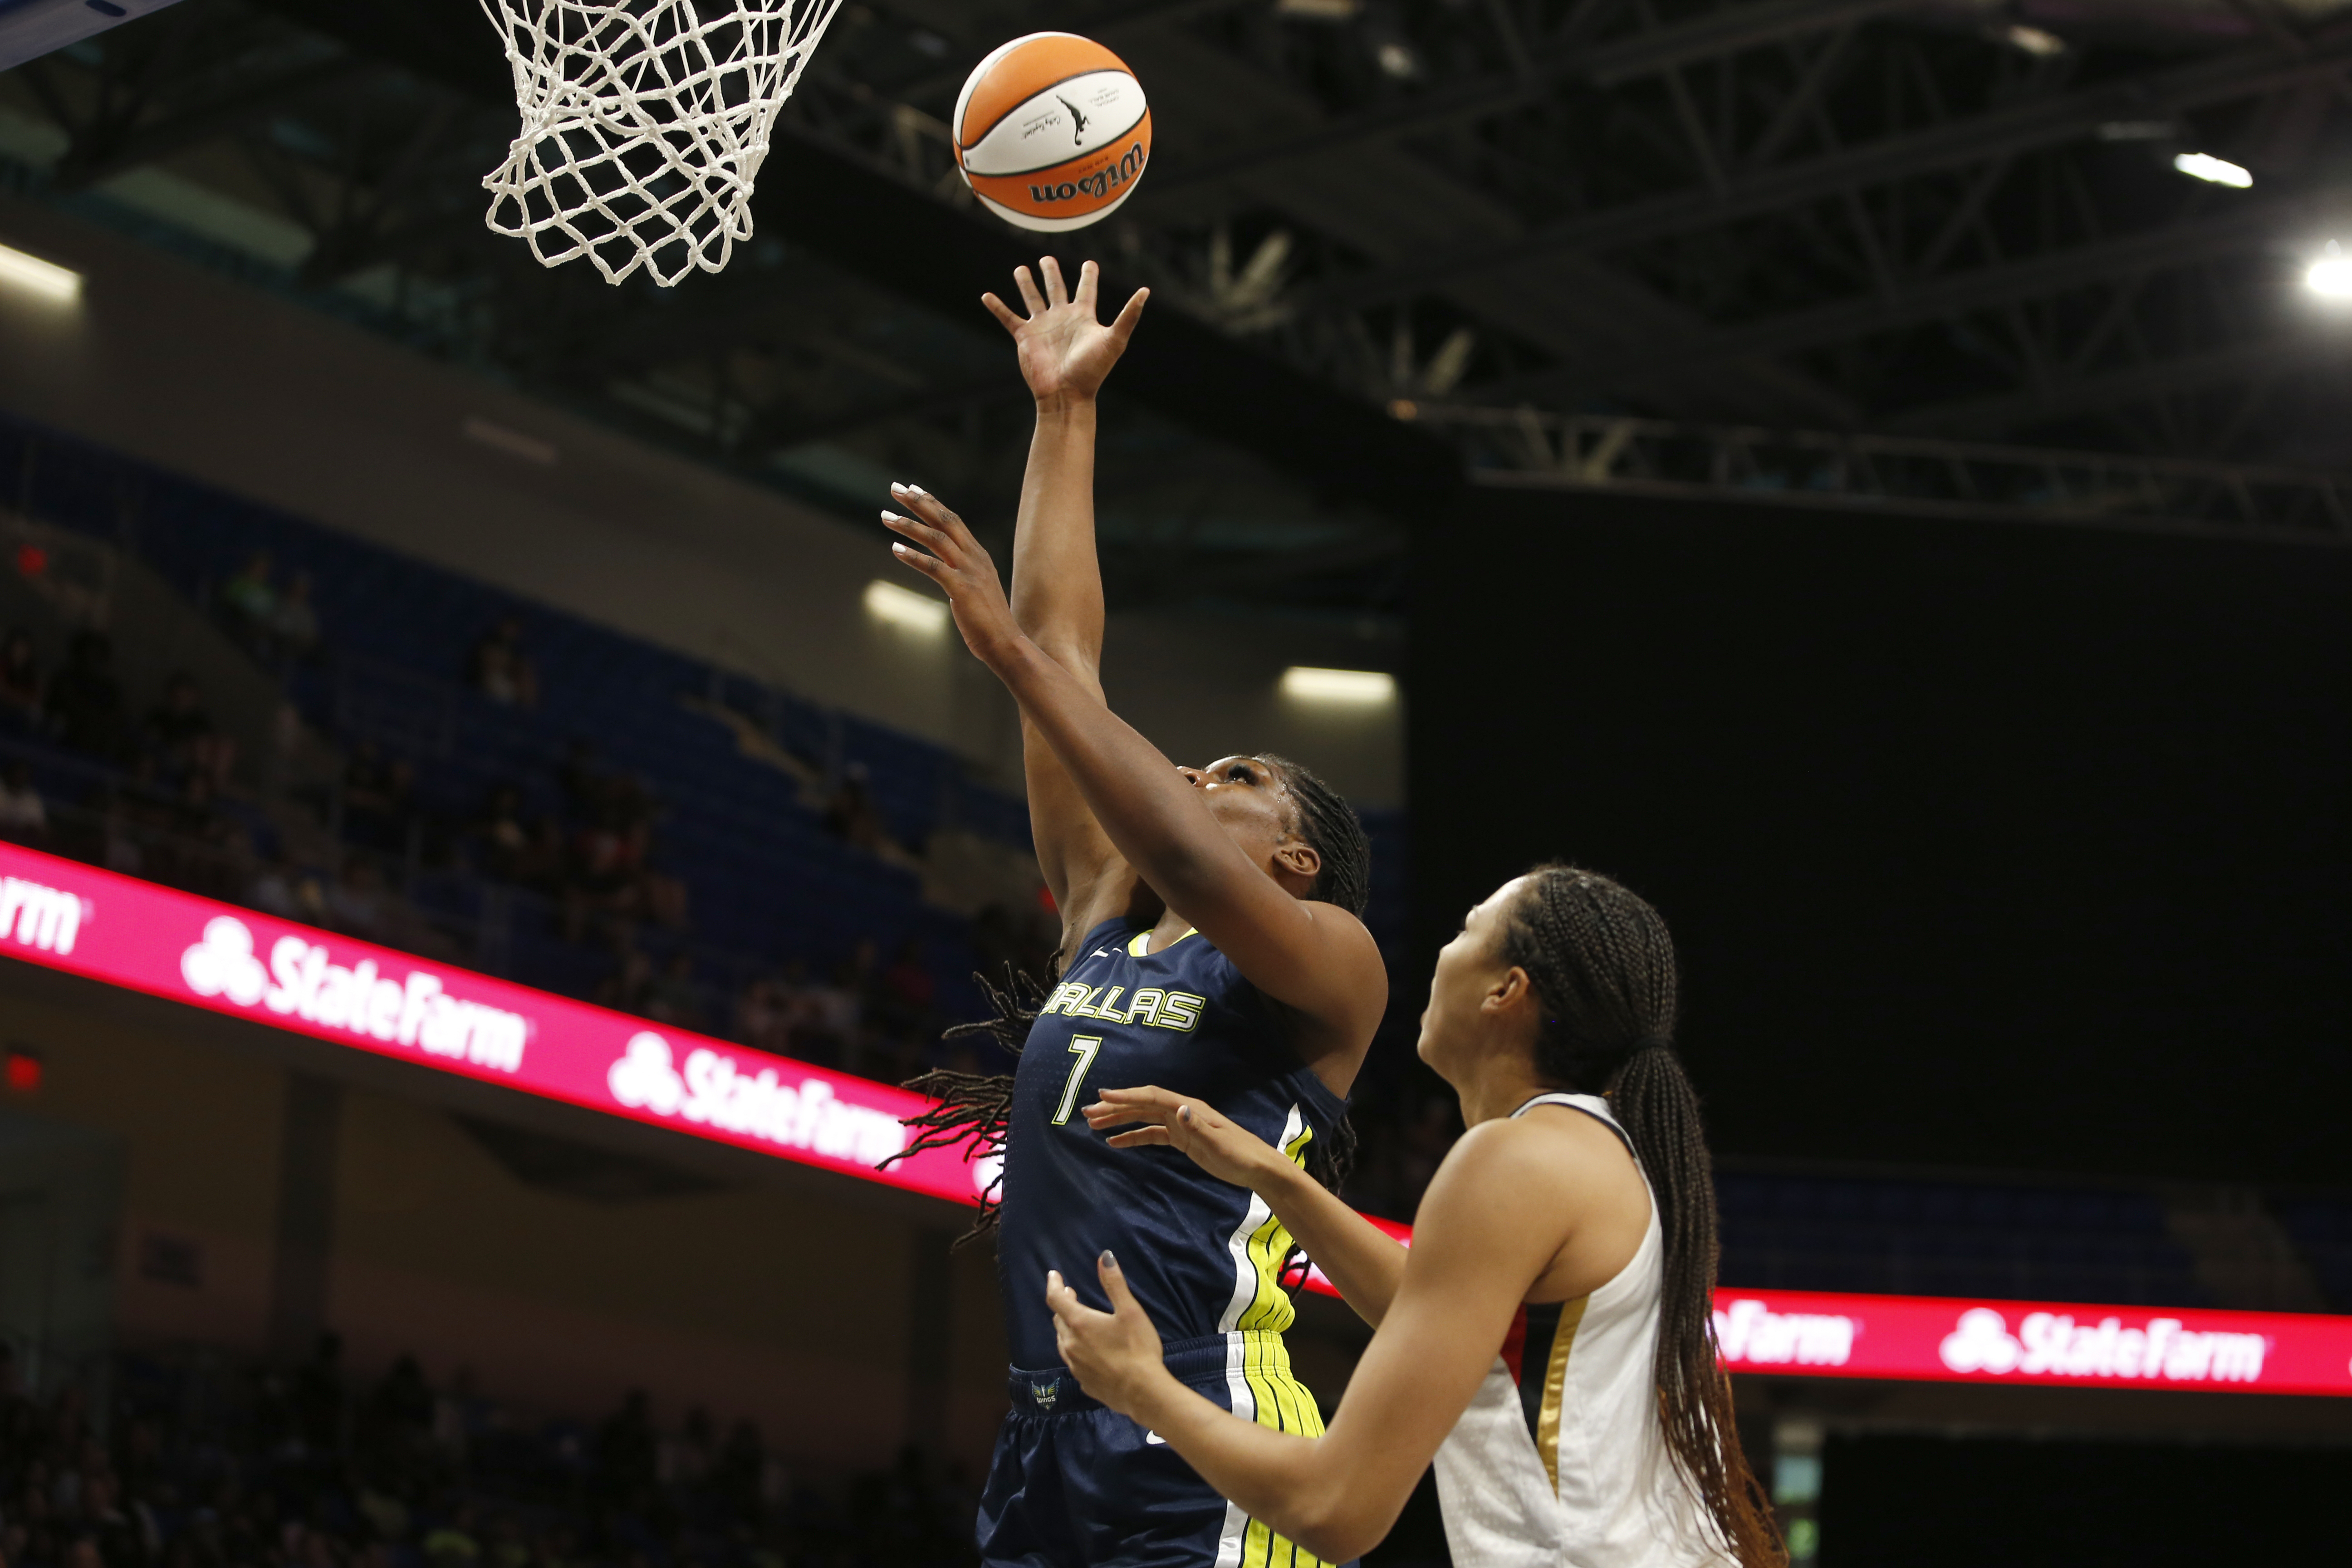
[479,0,845,287]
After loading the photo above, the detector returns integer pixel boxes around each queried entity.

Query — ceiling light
[1280,666,1396,705]
[1993,23,2066,57]
[0,241,82,304]
[2172,152,2251,188]
[865,578,949,637]
[1374,41,1420,78]
[2307,242,2352,301]
[1275,0,1360,17]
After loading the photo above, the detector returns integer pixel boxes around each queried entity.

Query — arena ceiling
[2,0,2351,620]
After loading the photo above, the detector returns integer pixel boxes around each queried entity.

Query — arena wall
[0,195,1402,807]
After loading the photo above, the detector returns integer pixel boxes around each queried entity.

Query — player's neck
[1146,910,1196,951]
[1455,1053,1553,1129]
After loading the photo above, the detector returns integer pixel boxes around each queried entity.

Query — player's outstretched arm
[1048,1124,1572,1562]
[881,488,1385,1055]
[1082,1087,1409,1325]
[982,257,1150,966]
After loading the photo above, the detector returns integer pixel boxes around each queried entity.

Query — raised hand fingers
[1104,1127,1176,1150]
[1014,265,1048,317]
[1076,258,1100,310]
[1108,286,1150,347]
[891,481,972,539]
[1041,255,1069,308]
[981,291,1024,334]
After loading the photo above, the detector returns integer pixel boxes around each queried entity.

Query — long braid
[1503,865,1784,1568]
[885,966,1040,1247]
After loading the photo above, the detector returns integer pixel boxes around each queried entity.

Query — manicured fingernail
[891,543,907,555]
[881,510,903,521]
[1100,1249,1117,1268]
[906,483,926,495]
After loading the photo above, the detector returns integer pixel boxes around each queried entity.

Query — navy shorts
[976,1329,1349,1568]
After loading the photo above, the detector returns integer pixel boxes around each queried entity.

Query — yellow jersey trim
[1534,1294,1590,1494]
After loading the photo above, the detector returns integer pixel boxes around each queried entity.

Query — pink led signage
[0,841,980,1204]
[6,841,2350,1397]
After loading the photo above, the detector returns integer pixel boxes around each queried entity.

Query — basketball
[953,32,1152,233]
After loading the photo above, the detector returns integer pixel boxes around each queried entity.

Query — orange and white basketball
[953,33,1152,233]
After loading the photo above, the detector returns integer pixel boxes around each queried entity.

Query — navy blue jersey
[997,916,1348,1369]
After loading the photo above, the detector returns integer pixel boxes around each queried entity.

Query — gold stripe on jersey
[1227,1117,1318,1336]
[1233,1328,1331,1568]
[1533,1294,1591,1493]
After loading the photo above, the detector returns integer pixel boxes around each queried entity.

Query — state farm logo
[180,916,526,1073]
[1714,1298,1857,1367]
[607,1033,906,1166]
[1,875,83,955]
[1939,1306,2266,1385]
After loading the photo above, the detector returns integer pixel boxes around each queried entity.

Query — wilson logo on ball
[954,32,1152,232]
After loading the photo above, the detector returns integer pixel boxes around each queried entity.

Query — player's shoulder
[1433,1101,1635,1204]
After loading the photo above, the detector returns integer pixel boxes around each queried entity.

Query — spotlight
[0,241,82,304]
[2171,152,2251,188]
[2307,242,2352,301]
[1280,666,1396,705]
[864,579,948,637]
[1993,23,2067,57]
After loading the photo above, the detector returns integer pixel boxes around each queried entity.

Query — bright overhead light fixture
[1280,666,1396,705]
[1994,23,2067,57]
[2308,242,2352,301]
[2172,152,2251,189]
[864,578,949,637]
[0,241,82,304]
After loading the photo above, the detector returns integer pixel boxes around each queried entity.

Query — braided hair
[1256,753,1370,917]
[1501,864,1784,1568]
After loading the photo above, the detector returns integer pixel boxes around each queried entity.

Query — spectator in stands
[874,938,935,1036]
[44,631,127,762]
[800,956,867,1070]
[218,549,276,652]
[271,570,322,662]
[734,975,793,1055]
[328,856,391,940]
[144,673,235,790]
[472,784,531,881]
[343,743,417,855]
[642,952,706,1033]
[822,763,887,852]
[0,761,45,843]
[596,1389,659,1496]
[0,627,39,727]
[468,616,539,708]
[596,944,655,1015]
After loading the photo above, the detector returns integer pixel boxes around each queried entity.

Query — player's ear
[1273,838,1321,886]
[1485,965,1534,1016]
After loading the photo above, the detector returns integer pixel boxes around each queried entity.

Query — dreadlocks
[1501,864,1785,1568]
[885,966,1040,1248]
[1257,753,1371,918]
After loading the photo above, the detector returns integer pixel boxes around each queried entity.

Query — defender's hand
[883,485,1020,666]
[1048,1251,1170,1418]
[982,257,1148,407]
[1084,1087,1287,1192]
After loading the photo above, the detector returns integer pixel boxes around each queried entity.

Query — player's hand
[1084,1087,1285,1192]
[983,257,1148,408]
[882,484,1020,665]
[1048,1251,1168,1417]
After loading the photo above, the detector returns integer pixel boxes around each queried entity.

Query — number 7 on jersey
[1052,1036,1103,1125]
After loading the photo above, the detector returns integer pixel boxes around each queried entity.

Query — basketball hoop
[478,0,846,287]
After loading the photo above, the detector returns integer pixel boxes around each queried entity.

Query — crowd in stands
[0,1338,974,1568]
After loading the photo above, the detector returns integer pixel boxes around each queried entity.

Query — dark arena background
[0,4,2348,1568]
